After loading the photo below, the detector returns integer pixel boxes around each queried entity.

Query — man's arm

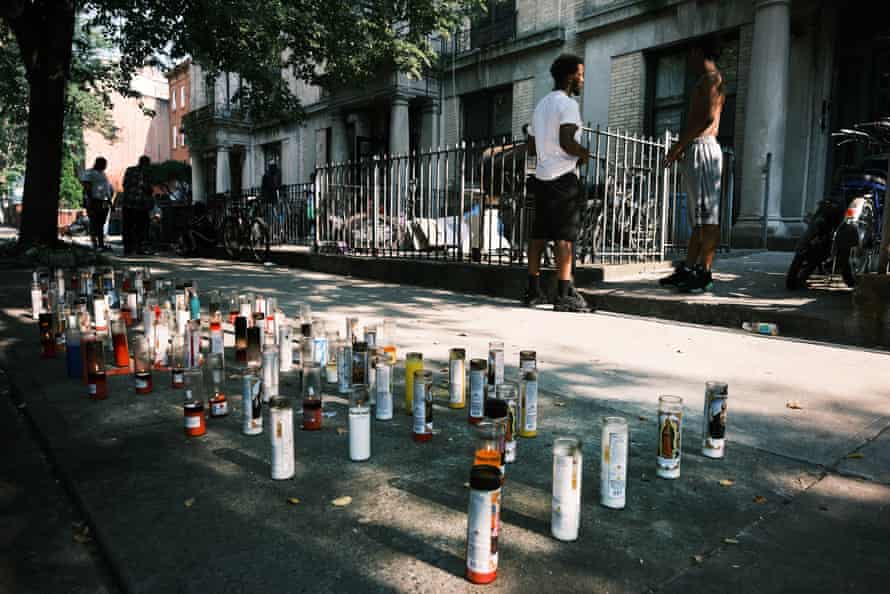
[527,135,536,158]
[559,124,589,166]
[664,74,722,165]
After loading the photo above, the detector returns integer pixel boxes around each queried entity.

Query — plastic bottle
[742,322,779,336]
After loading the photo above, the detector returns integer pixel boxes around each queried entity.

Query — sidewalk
[579,251,870,348]
[2,261,889,593]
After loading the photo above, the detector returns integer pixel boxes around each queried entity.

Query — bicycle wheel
[248,218,270,262]
[223,216,242,260]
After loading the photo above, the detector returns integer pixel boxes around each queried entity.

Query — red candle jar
[39,313,55,359]
[88,371,108,400]
[302,396,322,430]
[183,400,206,437]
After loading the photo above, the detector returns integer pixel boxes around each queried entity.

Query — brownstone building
[166,59,191,163]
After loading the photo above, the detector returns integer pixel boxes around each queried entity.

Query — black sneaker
[521,288,548,307]
[678,266,714,293]
[659,263,691,287]
[554,289,591,313]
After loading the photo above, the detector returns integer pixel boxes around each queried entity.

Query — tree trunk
[14,1,75,247]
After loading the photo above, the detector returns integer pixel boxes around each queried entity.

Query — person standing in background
[121,156,153,255]
[79,157,113,251]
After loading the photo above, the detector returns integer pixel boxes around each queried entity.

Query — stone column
[215,146,231,194]
[241,145,253,191]
[190,155,205,202]
[330,111,349,164]
[735,0,792,247]
[421,101,440,151]
[389,94,411,156]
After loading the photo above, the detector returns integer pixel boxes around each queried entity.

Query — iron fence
[222,183,315,246]
[313,127,734,265]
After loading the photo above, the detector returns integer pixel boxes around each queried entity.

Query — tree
[2,0,482,246]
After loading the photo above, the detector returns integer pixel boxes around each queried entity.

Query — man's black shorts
[529,172,582,242]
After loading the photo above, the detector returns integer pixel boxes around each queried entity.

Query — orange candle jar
[111,319,130,368]
[183,400,206,437]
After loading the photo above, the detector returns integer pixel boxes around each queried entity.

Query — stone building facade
[184,0,890,247]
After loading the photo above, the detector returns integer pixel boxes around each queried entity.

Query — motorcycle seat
[841,172,886,190]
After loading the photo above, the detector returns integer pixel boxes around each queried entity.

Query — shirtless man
[661,36,726,293]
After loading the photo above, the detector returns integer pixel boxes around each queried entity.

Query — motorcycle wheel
[785,252,819,290]
[222,217,241,260]
[836,244,864,288]
[248,219,270,262]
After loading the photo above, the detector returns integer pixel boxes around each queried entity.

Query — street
[1,253,889,593]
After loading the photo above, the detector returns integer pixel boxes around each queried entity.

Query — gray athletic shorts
[682,137,723,227]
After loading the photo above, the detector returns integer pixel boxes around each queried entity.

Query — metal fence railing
[312,127,736,265]
[222,183,315,246]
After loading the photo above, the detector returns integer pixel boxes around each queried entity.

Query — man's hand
[577,152,590,168]
[663,144,683,168]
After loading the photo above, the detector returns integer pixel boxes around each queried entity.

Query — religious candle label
[466,489,500,574]
[469,371,485,418]
[657,411,682,475]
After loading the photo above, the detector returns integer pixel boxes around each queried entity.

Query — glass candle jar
[519,350,537,372]
[278,321,293,373]
[228,292,240,324]
[337,341,352,395]
[487,341,504,386]
[448,348,467,409]
[404,352,424,416]
[132,334,153,394]
[374,359,393,421]
[235,316,248,363]
[363,325,377,349]
[600,416,628,509]
[111,319,129,368]
[473,420,506,474]
[183,400,206,437]
[246,326,262,369]
[468,359,488,424]
[656,395,684,479]
[412,369,433,442]
[261,343,279,402]
[241,371,263,435]
[39,312,55,358]
[496,383,519,464]
[183,368,204,402]
[519,370,538,438]
[348,386,371,461]
[701,381,728,459]
[465,465,501,585]
[552,437,582,541]
[381,318,397,364]
[352,341,368,386]
[301,362,323,431]
[170,333,185,388]
[85,338,107,400]
[345,316,359,343]
[65,327,83,379]
[269,397,295,479]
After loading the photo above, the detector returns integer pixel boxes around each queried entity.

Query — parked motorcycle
[786,120,888,289]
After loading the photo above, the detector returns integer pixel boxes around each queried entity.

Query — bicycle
[222,194,271,262]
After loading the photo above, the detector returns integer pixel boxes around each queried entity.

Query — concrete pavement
[1,254,888,593]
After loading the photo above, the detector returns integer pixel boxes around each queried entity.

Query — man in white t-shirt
[524,54,591,312]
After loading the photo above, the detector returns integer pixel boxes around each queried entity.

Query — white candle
[552,437,582,541]
[600,417,628,509]
[348,405,371,461]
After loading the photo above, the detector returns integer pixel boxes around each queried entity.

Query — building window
[462,86,513,142]
[470,0,516,49]
[181,85,185,109]
[172,126,178,149]
[181,131,185,147]
[171,89,177,111]
[645,32,739,147]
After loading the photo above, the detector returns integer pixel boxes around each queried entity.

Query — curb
[1,363,131,594]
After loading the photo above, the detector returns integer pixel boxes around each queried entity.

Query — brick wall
[607,52,645,133]
[512,78,536,138]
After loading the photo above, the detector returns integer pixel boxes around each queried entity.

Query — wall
[83,67,171,193]
[167,61,191,163]
[606,52,645,131]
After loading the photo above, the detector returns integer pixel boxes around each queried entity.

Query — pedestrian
[121,156,154,255]
[261,163,281,241]
[79,157,114,251]
[523,54,591,312]
[661,35,726,293]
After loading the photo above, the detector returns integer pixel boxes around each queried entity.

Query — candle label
[552,452,582,539]
[522,380,538,432]
[134,378,148,390]
[469,370,485,418]
[376,389,393,420]
[184,415,202,429]
[88,383,97,395]
[466,489,500,574]
[211,400,228,417]
[702,387,728,457]
[449,359,465,405]
[656,411,682,473]
[605,431,627,499]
